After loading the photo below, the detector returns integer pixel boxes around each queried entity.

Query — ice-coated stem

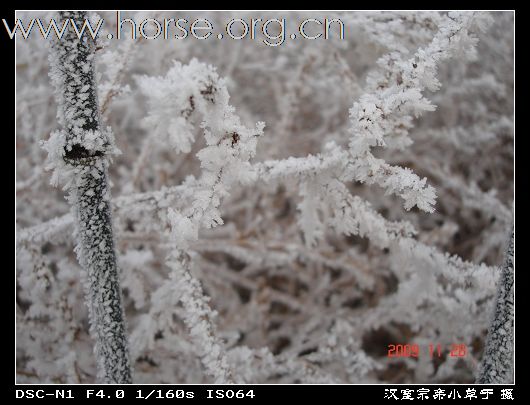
[476,228,514,383]
[48,10,132,383]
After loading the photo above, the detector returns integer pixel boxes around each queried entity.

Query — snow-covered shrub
[16,10,514,383]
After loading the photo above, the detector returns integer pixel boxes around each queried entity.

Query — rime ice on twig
[135,59,263,382]
[477,229,514,383]
[44,10,131,383]
[347,12,492,213]
[167,254,235,383]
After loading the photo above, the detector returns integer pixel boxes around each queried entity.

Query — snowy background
[16,11,514,383]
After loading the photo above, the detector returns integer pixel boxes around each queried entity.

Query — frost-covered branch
[477,229,514,383]
[44,10,131,383]
[132,59,264,383]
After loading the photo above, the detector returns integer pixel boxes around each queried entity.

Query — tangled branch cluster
[16,11,513,384]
